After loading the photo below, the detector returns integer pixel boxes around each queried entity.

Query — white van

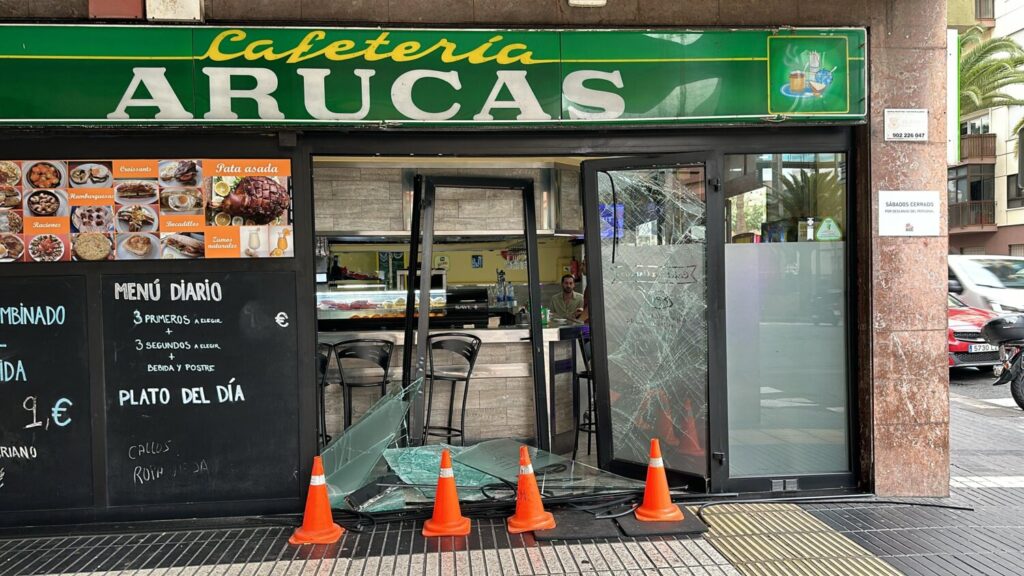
[948,255,1024,313]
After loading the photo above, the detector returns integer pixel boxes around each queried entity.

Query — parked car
[948,254,1024,313]
[948,293,1001,372]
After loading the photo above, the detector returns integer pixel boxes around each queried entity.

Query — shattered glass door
[590,161,709,481]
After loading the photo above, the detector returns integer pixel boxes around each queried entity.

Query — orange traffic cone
[507,445,556,533]
[679,399,705,458]
[635,438,684,522]
[289,456,344,545]
[422,449,472,537]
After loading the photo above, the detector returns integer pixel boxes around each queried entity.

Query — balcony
[960,133,996,164]
[949,200,996,233]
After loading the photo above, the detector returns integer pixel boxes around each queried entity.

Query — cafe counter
[318,325,583,450]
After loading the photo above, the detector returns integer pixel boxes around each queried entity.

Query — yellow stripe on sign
[0,55,194,60]
[551,57,768,64]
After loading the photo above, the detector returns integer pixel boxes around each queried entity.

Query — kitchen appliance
[397,268,447,292]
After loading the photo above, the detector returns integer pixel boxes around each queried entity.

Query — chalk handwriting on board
[114,280,223,302]
[1,360,27,383]
[102,272,299,506]
[0,446,37,458]
[51,398,72,427]
[22,396,73,430]
[128,440,172,460]
[0,276,92,511]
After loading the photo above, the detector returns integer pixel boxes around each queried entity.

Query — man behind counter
[550,274,584,322]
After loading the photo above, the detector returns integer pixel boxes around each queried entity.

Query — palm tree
[767,169,845,231]
[960,25,1024,134]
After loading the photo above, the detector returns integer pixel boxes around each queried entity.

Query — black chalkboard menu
[102,272,299,506]
[0,276,92,511]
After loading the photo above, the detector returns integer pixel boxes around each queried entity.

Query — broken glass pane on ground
[323,390,643,513]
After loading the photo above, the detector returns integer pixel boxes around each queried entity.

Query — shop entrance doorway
[404,175,550,448]
[581,153,720,491]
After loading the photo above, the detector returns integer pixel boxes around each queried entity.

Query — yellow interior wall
[329,239,575,285]
[335,252,380,275]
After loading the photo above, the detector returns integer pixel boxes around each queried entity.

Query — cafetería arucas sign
[0,26,866,126]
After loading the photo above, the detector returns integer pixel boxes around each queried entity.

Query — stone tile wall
[312,165,557,233]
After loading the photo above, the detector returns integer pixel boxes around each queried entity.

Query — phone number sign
[884,109,929,142]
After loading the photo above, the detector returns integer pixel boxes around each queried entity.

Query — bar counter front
[317,321,584,452]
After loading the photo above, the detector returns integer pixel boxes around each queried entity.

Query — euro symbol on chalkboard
[275,312,289,328]
[51,398,72,427]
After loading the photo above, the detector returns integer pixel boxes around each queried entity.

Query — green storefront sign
[0,26,866,126]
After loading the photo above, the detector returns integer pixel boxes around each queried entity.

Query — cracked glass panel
[724,153,849,477]
[454,438,644,496]
[321,377,423,508]
[597,164,708,478]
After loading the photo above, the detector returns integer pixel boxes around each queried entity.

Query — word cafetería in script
[108,30,626,122]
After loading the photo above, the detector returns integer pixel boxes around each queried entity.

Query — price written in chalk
[22,395,73,430]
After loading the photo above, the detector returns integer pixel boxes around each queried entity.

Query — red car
[949,293,1001,372]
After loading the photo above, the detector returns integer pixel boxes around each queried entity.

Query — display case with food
[316,289,447,321]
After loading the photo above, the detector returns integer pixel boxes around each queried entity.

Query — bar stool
[423,333,482,446]
[573,333,597,460]
[316,343,333,447]
[333,339,395,430]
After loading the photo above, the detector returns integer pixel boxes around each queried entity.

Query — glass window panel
[596,164,708,477]
[455,438,644,497]
[321,377,425,508]
[724,153,850,477]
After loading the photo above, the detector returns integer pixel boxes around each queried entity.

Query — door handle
[520,336,532,341]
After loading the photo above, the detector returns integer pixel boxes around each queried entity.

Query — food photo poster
[0,159,293,262]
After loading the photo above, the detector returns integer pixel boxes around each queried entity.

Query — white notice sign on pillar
[878,191,941,236]
[884,109,929,141]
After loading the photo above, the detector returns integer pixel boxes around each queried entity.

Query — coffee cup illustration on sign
[782,50,834,98]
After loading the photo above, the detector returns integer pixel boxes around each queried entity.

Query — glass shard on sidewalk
[320,380,642,512]
[454,438,644,497]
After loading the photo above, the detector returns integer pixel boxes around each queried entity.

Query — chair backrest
[334,339,394,384]
[577,333,593,373]
[427,332,483,377]
[316,343,332,377]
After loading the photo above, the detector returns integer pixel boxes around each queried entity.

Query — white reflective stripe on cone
[649,457,664,468]
[310,475,327,486]
[520,464,534,475]
[439,467,454,478]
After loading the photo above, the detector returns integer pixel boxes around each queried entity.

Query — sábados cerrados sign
[0,26,866,126]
